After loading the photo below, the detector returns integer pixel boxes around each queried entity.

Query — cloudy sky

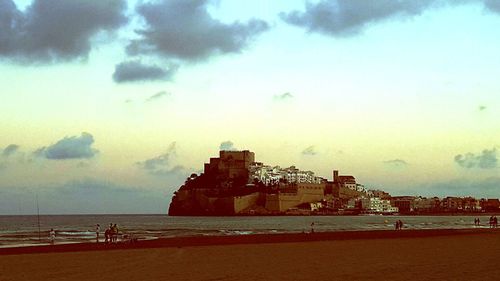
[1,0,499,214]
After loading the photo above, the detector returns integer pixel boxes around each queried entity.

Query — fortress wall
[265,185,326,212]
[277,193,301,212]
[297,185,324,204]
[233,192,261,214]
[265,194,281,212]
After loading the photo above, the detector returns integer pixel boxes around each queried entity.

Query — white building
[249,163,323,185]
[360,197,398,214]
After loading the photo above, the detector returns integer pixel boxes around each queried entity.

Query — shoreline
[0,212,498,216]
[1,228,497,256]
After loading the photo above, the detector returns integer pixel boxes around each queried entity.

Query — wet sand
[1,229,499,280]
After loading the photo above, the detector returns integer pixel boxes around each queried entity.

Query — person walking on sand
[49,228,56,245]
[398,220,404,230]
[95,224,100,243]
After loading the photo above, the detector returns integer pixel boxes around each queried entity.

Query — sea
[0,215,492,248]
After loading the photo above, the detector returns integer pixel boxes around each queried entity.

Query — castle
[168,150,365,215]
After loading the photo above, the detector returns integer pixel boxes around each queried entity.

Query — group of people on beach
[474,216,498,227]
[394,220,404,230]
[103,223,119,243]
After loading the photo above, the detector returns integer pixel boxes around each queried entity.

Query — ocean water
[0,215,492,248]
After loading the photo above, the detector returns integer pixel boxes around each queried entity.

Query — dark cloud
[219,141,237,151]
[280,0,436,36]
[126,0,269,61]
[484,0,500,13]
[302,146,317,156]
[0,0,128,63]
[383,159,408,167]
[280,0,500,37]
[454,148,497,169]
[146,91,171,102]
[136,142,188,177]
[36,132,99,160]
[112,61,179,83]
[2,144,19,157]
[274,92,294,101]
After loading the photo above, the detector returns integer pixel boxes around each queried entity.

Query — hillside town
[168,150,500,216]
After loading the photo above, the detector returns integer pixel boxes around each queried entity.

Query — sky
[1,0,499,214]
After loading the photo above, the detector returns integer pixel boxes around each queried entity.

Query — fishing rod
[36,193,41,241]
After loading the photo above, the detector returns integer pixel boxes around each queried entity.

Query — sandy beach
[1,229,499,281]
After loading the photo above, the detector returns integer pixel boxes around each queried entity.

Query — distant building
[367,189,391,199]
[390,196,416,214]
[412,197,441,213]
[462,197,481,212]
[480,199,500,212]
[360,197,398,214]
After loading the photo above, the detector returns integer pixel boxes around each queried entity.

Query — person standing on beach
[494,216,498,228]
[49,228,56,245]
[105,223,113,243]
[112,224,119,242]
[95,224,100,243]
[489,216,494,228]
[310,222,315,234]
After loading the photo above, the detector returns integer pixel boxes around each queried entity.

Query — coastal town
[169,150,500,216]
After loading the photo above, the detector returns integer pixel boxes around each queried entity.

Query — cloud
[146,91,171,102]
[112,61,178,83]
[136,142,188,177]
[454,148,498,169]
[126,0,269,61]
[280,0,500,37]
[302,146,317,156]
[479,105,487,111]
[0,0,128,63]
[36,132,99,160]
[274,92,294,101]
[2,144,19,157]
[219,141,237,151]
[484,0,500,13]
[383,159,409,167]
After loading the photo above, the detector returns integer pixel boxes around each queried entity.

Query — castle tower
[333,170,339,183]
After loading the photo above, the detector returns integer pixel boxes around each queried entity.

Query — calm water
[0,215,491,248]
